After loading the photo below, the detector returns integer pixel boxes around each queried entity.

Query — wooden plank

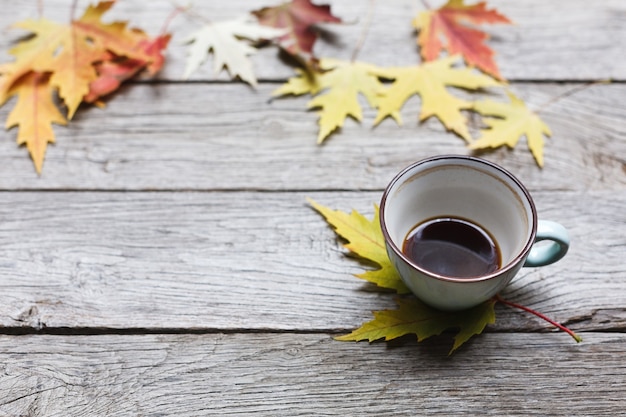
[1,333,624,416]
[0,82,623,191]
[0,190,623,332]
[2,0,624,81]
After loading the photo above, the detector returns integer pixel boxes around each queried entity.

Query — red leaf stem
[495,295,582,342]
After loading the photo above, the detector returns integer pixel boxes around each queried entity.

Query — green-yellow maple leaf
[272,67,322,96]
[337,297,496,354]
[273,59,385,143]
[307,198,409,294]
[469,91,552,167]
[371,56,500,141]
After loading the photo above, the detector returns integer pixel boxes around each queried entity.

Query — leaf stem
[534,79,611,114]
[495,295,582,342]
[159,3,187,35]
[70,0,78,22]
[170,1,212,26]
[351,0,376,62]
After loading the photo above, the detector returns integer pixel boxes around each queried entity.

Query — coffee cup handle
[524,220,570,267]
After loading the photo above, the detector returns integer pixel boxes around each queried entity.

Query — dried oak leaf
[469,92,552,167]
[414,0,511,79]
[182,16,285,86]
[371,56,500,142]
[337,297,496,354]
[252,0,341,63]
[307,198,409,294]
[273,59,385,143]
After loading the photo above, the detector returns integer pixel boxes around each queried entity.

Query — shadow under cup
[380,156,538,310]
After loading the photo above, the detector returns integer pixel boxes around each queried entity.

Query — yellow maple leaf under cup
[307,198,409,294]
[336,297,496,354]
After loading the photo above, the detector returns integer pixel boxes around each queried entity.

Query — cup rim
[379,155,538,283]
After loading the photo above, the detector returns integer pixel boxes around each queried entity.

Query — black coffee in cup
[402,216,501,278]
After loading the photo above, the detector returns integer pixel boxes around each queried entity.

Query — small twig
[70,0,79,21]
[420,0,432,10]
[534,79,611,114]
[351,0,376,62]
[169,1,212,26]
[159,2,187,35]
[495,295,582,342]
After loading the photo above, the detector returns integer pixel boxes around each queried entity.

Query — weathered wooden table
[1,1,625,415]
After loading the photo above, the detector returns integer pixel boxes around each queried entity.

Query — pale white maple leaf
[183,15,285,86]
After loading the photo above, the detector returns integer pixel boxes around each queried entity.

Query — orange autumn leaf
[414,0,511,79]
[0,1,169,173]
[6,1,154,118]
[4,72,67,174]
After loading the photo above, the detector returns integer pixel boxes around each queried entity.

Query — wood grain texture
[0,191,623,332]
[1,333,625,416]
[2,0,624,81]
[0,82,623,191]
[0,2,624,413]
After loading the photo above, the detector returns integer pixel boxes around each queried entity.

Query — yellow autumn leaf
[336,297,496,354]
[469,91,552,167]
[5,72,67,174]
[371,56,500,141]
[273,59,385,143]
[272,67,322,96]
[307,198,409,294]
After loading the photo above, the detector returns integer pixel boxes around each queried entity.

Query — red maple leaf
[415,0,511,79]
[252,0,341,62]
[85,34,171,104]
